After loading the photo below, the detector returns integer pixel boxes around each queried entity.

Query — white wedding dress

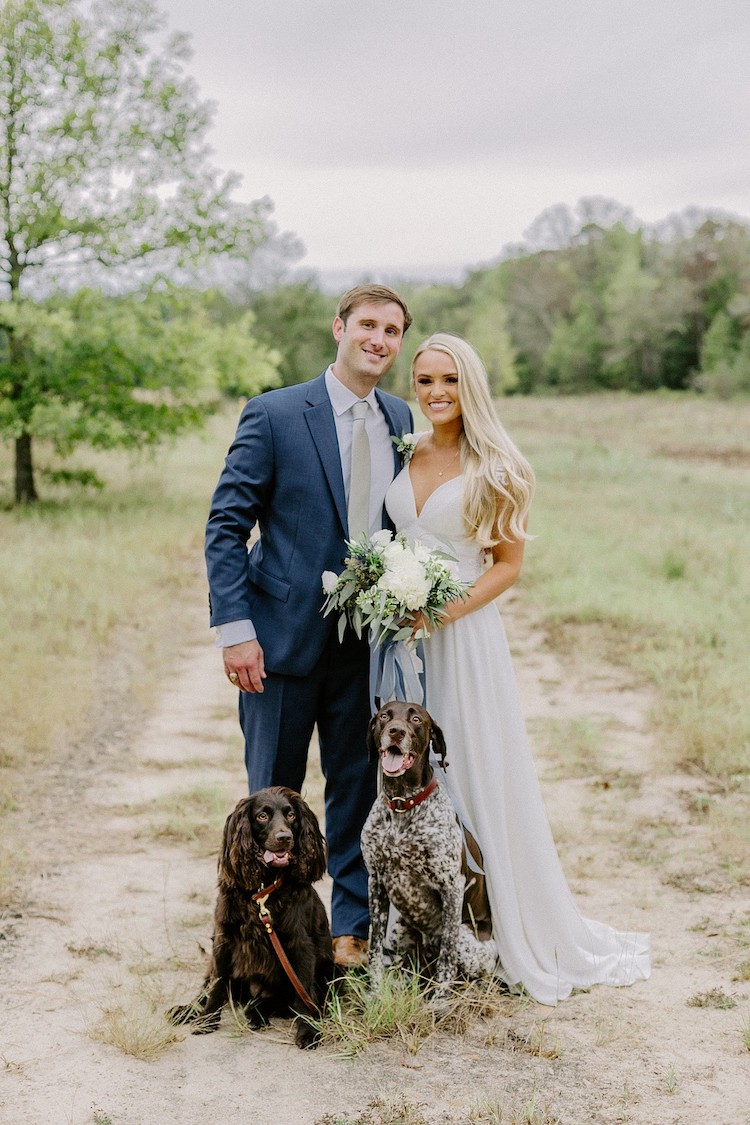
[384,465,651,1005]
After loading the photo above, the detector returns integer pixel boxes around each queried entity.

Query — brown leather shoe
[332,935,369,968]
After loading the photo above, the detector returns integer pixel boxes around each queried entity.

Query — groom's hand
[223,640,266,693]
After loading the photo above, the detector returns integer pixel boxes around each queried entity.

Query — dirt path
[2,594,749,1125]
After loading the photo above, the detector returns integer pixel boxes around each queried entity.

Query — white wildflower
[321,570,339,594]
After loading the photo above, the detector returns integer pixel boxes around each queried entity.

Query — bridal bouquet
[321,529,470,647]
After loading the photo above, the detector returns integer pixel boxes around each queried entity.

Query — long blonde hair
[412,333,535,546]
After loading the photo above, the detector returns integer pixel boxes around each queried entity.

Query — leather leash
[382,775,439,813]
[252,876,319,1015]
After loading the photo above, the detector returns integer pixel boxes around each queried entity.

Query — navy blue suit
[205,372,412,936]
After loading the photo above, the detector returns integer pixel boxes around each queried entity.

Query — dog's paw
[294,1016,321,1050]
[427,984,454,1015]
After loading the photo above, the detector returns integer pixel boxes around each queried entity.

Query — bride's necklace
[434,445,461,477]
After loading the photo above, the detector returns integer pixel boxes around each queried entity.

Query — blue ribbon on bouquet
[370,637,426,710]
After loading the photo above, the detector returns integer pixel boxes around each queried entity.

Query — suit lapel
[304,375,348,534]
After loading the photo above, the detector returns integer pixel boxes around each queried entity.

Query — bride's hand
[409,611,428,639]
[408,609,449,639]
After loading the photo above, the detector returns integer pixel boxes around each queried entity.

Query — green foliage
[543,295,602,391]
[601,239,690,389]
[461,270,518,393]
[0,0,275,290]
[393,201,750,399]
[0,0,288,501]
[693,306,750,398]
[0,288,280,476]
[248,280,334,386]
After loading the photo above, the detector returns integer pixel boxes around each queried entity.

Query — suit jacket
[205,373,413,677]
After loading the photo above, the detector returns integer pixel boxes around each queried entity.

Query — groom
[205,284,413,967]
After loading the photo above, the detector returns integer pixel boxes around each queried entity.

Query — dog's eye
[379,711,389,720]
[255,811,269,823]
[411,715,422,724]
[285,810,296,822]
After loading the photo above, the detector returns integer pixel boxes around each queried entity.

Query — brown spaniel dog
[168,787,332,1048]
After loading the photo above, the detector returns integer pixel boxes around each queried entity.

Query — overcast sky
[159,0,749,281]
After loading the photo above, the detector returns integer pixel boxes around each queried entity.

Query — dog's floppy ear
[428,719,449,770]
[366,714,380,763]
[218,797,260,889]
[290,791,328,884]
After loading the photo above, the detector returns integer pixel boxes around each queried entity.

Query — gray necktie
[348,400,371,540]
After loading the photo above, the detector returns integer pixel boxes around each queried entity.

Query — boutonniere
[392,432,418,464]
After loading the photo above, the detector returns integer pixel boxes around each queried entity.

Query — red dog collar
[382,776,439,813]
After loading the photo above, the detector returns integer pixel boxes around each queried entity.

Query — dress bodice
[385,467,486,584]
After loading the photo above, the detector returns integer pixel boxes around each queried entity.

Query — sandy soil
[2,592,749,1125]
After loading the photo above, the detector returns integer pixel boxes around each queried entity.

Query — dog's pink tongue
[263,850,290,867]
[382,748,406,775]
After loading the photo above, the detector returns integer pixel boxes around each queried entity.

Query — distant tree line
[243,198,750,401]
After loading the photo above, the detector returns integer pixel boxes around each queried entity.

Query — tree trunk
[15,432,38,504]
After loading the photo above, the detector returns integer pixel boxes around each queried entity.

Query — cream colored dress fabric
[384,464,651,1005]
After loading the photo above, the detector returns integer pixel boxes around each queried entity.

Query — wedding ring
[229,672,239,684]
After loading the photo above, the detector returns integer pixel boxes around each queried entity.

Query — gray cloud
[159,0,750,270]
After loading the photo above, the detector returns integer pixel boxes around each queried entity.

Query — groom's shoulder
[244,372,327,415]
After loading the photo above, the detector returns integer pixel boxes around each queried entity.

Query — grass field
[0,413,238,804]
[1,392,748,852]
[497,393,750,778]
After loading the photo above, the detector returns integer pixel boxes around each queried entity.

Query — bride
[384,332,651,1005]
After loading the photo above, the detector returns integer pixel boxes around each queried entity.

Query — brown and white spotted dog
[361,702,498,997]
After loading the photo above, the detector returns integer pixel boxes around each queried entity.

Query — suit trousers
[239,625,376,938]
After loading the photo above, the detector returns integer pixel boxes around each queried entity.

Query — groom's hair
[336,284,413,333]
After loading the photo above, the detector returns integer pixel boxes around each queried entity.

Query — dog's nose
[386,724,406,742]
[272,828,293,846]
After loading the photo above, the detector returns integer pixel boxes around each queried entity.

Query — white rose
[382,540,407,563]
[321,570,339,594]
[370,529,393,549]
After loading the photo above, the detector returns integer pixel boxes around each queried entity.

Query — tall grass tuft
[470,1085,564,1124]
[89,978,185,1060]
[314,969,511,1058]
[314,967,435,1057]
[740,1010,750,1052]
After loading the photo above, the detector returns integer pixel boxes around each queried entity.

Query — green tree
[0,288,280,493]
[601,237,691,389]
[543,295,602,391]
[693,303,750,397]
[462,270,517,393]
[499,251,577,391]
[0,0,287,502]
[249,280,334,387]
